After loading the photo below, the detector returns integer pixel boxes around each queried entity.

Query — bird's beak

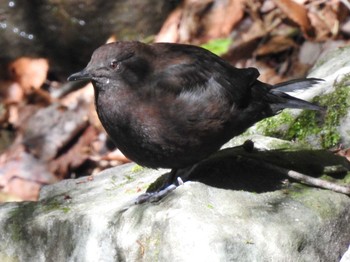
[67,68,92,81]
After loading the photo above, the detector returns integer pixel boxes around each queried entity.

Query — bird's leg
[134,169,186,204]
[134,183,177,204]
[134,142,255,205]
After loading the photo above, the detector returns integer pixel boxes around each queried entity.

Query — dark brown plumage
[68,41,323,197]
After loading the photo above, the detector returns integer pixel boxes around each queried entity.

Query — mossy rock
[247,46,350,149]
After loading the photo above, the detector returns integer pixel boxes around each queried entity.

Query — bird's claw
[134,177,184,204]
[177,177,184,185]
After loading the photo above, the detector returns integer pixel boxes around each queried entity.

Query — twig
[245,157,350,195]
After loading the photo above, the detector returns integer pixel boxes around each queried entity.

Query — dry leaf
[155,6,182,43]
[273,0,315,38]
[103,149,131,163]
[5,82,23,104]
[254,35,296,56]
[8,57,49,92]
[1,176,42,201]
[308,2,341,41]
[106,34,118,44]
[156,0,246,43]
[203,0,246,40]
[0,141,56,201]
[48,125,99,179]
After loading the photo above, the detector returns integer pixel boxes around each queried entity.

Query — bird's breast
[93,83,239,168]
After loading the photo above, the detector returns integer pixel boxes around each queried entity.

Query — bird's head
[68,41,153,88]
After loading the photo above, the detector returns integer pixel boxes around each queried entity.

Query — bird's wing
[150,44,260,105]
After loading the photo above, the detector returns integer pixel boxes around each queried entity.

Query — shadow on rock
[147,146,350,193]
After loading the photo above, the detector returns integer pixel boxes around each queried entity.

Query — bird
[68,41,323,202]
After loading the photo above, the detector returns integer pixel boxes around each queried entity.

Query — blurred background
[1,0,350,201]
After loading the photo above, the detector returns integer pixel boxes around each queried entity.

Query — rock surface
[0,136,350,262]
[248,46,350,149]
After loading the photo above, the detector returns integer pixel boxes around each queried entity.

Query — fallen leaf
[22,102,89,161]
[0,141,56,201]
[155,6,182,43]
[8,57,49,92]
[48,125,99,179]
[5,82,23,104]
[1,176,42,201]
[156,0,246,44]
[103,149,131,163]
[273,0,315,38]
[308,2,341,41]
[254,35,296,56]
[203,0,246,40]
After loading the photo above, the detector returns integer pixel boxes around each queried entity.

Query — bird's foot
[135,177,184,204]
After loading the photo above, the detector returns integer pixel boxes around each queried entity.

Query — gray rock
[248,45,350,149]
[341,246,350,262]
[0,138,349,262]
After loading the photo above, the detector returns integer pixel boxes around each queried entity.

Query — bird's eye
[110,60,120,70]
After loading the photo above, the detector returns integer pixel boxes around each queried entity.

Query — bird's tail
[268,78,325,113]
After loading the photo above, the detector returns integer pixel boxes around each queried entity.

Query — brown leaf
[156,0,246,43]
[254,35,296,56]
[48,125,99,179]
[272,0,315,38]
[8,57,49,92]
[308,2,341,41]
[0,140,56,201]
[1,176,42,201]
[222,36,263,64]
[203,0,246,40]
[103,149,131,164]
[155,6,182,43]
[22,102,89,161]
[0,81,24,126]
[222,19,267,64]
[5,82,24,104]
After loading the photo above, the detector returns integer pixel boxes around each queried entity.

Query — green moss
[105,176,121,191]
[256,74,350,148]
[201,38,232,56]
[42,198,71,214]
[130,164,144,173]
[42,199,61,212]
[245,239,255,245]
[289,185,344,219]
[105,172,150,195]
[285,110,322,145]
[255,111,295,137]
[207,203,214,209]
[105,165,144,191]
[124,174,133,180]
[5,197,73,244]
[145,173,168,193]
[6,202,37,242]
[61,207,71,213]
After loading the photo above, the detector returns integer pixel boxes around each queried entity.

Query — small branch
[245,157,350,195]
